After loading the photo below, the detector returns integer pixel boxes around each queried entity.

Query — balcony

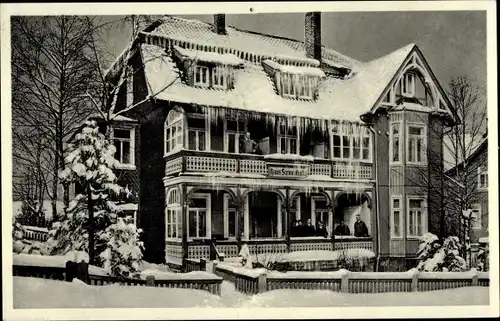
[165,150,373,180]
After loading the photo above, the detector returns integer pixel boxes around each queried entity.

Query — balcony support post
[235,187,243,253]
[181,183,188,271]
[285,187,291,252]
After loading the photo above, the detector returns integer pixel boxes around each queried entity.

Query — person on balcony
[240,132,258,154]
[316,221,328,238]
[304,218,316,237]
[334,220,351,236]
[354,214,369,237]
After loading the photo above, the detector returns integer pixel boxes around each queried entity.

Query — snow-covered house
[104,13,458,268]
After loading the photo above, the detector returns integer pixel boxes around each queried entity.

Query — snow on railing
[22,225,49,242]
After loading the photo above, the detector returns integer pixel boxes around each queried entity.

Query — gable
[372,46,457,123]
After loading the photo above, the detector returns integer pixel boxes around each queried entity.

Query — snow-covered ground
[13,277,489,308]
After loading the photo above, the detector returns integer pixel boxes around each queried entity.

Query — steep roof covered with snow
[140,42,415,122]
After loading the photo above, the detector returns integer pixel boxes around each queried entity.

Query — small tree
[49,120,122,264]
[416,232,467,272]
[100,216,144,279]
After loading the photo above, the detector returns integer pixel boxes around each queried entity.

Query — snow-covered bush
[476,243,489,271]
[13,222,24,241]
[48,120,144,274]
[416,232,467,272]
[100,216,144,279]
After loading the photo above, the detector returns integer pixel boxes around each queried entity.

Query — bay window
[188,194,211,239]
[166,188,182,239]
[165,109,184,155]
[391,196,402,238]
[112,128,135,167]
[277,118,298,154]
[407,197,427,237]
[407,124,426,165]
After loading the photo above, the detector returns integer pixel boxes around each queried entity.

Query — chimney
[304,12,321,61]
[214,14,226,35]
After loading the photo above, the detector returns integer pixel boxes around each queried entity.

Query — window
[166,188,182,239]
[298,76,315,99]
[391,196,402,238]
[331,121,372,161]
[194,65,210,87]
[470,203,482,230]
[187,116,208,151]
[277,118,298,154]
[390,122,402,163]
[407,124,426,164]
[312,197,329,237]
[407,197,427,237]
[478,166,488,189]
[112,128,135,167]
[402,72,415,97]
[212,65,226,89]
[281,73,296,97]
[188,194,211,239]
[223,194,238,238]
[224,118,246,153]
[165,109,184,154]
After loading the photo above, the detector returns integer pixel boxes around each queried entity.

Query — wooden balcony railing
[165,150,373,180]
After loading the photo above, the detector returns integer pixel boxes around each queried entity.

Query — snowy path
[13,277,489,308]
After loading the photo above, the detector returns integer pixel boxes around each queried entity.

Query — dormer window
[212,65,226,89]
[262,60,325,100]
[402,72,416,97]
[194,66,210,87]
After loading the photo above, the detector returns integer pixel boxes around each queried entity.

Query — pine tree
[416,232,467,272]
[48,120,123,264]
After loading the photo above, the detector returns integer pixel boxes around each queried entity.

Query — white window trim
[223,194,237,239]
[187,113,210,151]
[223,118,246,153]
[477,166,488,190]
[166,188,182,240]
[164,110,185,157]
[390,195,403,239]
[406,122,427,166]
[212,65,227,89]
[406,196,427,238]
[187,193,211,240]
[111,127,136,170]
[298,76,314,100]
[331,122,372,162]
[194,65,210,87]
[470,203,482,230]
[277,118,299,155]
[389,122,403,165]
[281,73,296,98]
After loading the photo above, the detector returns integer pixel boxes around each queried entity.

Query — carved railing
[165,150,373,180]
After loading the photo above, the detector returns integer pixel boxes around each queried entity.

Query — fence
[13,254,223,296]
[21,225,49,242]
[214,262,490,294]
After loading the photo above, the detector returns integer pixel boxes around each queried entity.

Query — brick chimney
[304,12,321,61]
[214,14,226,35]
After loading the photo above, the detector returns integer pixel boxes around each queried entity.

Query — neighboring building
[445,135,488,244]
[104,13,458,269]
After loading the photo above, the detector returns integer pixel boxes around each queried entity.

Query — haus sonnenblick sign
[267,163,310,178]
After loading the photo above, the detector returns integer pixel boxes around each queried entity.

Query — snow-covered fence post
[411,269,419,292]
[258,272,267,293]
[212,261,218,274]
[340,269,349,293]
[471,268,479,286]
[146,275,155,287]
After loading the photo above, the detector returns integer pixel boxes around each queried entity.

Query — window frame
[194,65,210,87]
[164,109,185,156]
[389,121,402,165]
[477,166,488,190]
[212,65,227,89]
[223,194,238,239]
[402,72,416,97]
[277,117,299,155]
[406,196,427,238]
[223,117,246,153]
[470,203,482,230]
[390,195,403,239]
[331,121,372,162]
[187,193,211,240]
[165,188,182,240]
[281,73,296,98]
[111,127,136,170]
[298,76,314,100]
[406,123,427,165]
[187,113,210,151]
[311,196,330,237]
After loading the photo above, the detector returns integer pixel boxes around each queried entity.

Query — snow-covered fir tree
[100,216,144,279]
[416,232,467,272]
[47,120,143,270]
